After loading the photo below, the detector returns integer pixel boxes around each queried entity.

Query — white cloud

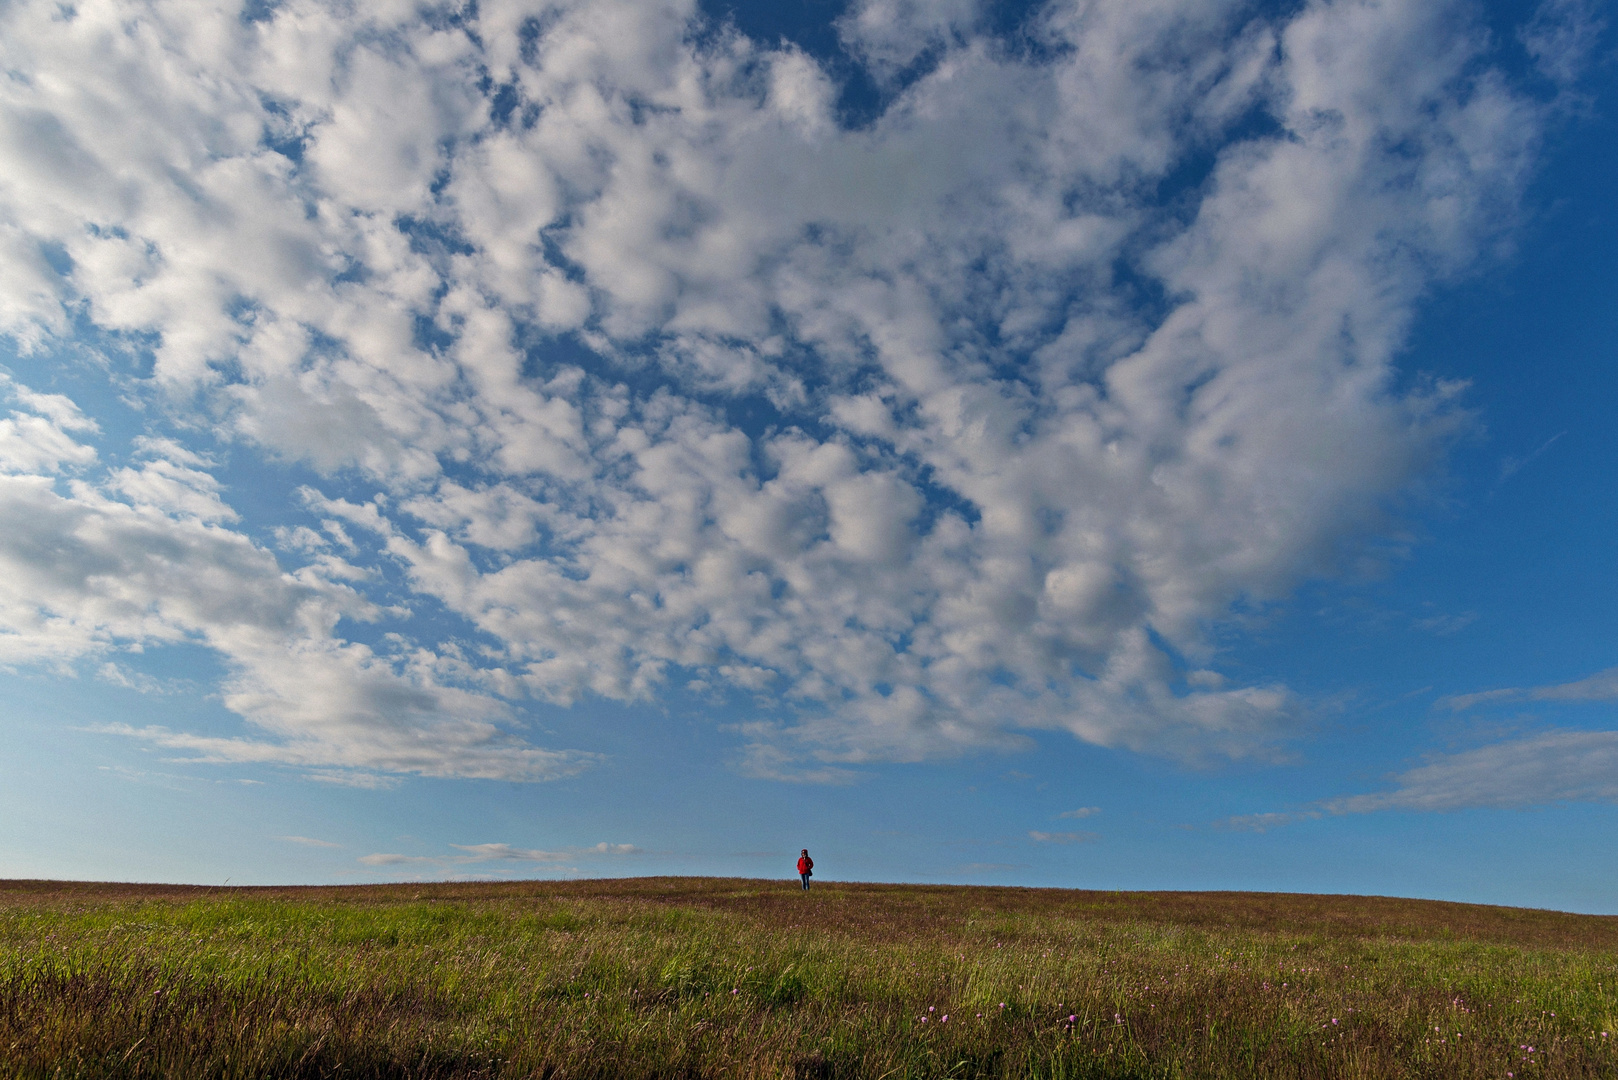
[95,661,166,694]
[1058,807,1101,819]
[277,835,341,847]
[0,377,592,781]
[1325,729,1618,813]
[308,771,400,789]
[1520,0,1606,88]
[1029,830,1098,844]
[0,374,98,474]
[1439,665,1618,712]
[106,457,239,523]
[357,852,439,867]
[1499,431,1565,483]
[451,843,571,862]
[1214,810,1320,832]
[0,0,1575,778]
[837,0,981,76]
[360,840,640,869]
[1412,611,1478,636]
[1223,721,1618,823]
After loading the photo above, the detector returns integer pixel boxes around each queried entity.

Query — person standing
[797,849,813,890]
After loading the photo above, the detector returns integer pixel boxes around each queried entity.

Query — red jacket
[797,856,813,875]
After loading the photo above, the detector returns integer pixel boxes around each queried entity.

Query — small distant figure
[797,849,813,891]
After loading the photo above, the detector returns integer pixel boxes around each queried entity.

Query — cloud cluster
[0,0,1570,779]
[0,377,588,782]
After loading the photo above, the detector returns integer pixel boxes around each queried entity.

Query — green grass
[3,877,1618,1078]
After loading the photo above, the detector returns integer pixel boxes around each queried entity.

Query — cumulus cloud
[0,0,1577,778]
[0,376,590,782]
[0,374,98,474]
[837,0,981,75]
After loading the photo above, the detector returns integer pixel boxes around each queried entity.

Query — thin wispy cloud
[1214,812,1321,834]
[360,842,641,870]
[1221,724,1618,828]
[1029,830,1099,845]
[356,854,443,868]
[1438,665,1618,712]
[1499,431,1566,483]
[1324,730,1618,813]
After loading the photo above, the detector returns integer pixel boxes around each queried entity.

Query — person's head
[801,849,808,854]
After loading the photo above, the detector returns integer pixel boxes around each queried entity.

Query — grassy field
[3,877,1618,1078]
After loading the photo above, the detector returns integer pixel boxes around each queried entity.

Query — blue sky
[1,0,1616,910]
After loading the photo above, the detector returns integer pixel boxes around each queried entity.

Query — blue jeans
[800,873,811,890]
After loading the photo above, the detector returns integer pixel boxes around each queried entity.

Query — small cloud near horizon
[360,841,642,870]
[1213,811,1322,833]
